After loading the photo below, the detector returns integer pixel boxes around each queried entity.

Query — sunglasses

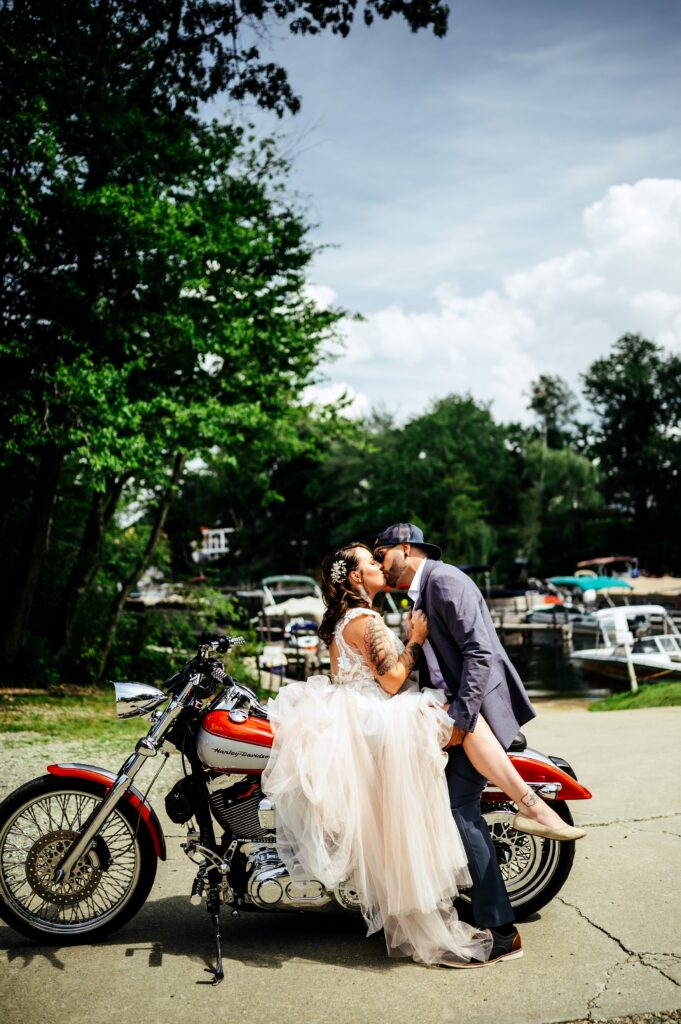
[374,545,403,565]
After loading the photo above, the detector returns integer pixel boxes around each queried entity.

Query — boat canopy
[547,576,633,591]
[594,604,668,620]
[575,556,637,577]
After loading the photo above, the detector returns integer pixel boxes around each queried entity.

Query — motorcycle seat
[508,731,527,753]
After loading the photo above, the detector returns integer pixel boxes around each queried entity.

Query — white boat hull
[571,650,681,683]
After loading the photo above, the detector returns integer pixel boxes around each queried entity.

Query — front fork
[54,676,197,884]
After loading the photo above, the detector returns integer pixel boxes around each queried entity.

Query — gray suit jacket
[414,559,535,750]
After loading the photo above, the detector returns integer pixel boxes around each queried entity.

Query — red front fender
[482,750,592,802]
[48,763,167,859]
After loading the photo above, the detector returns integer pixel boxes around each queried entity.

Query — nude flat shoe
[512,812,586,842]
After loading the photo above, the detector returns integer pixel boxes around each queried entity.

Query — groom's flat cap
[373,523,442,560]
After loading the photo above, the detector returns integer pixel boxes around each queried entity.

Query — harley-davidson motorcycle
[0,633,591,982]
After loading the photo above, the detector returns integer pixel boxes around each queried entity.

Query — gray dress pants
[445,744,514,930]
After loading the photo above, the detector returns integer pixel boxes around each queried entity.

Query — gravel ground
[0,730,186,805]
[562,1014,681,1024]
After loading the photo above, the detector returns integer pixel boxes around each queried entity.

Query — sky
[213,0,681,424]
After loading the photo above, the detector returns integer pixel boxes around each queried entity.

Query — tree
[1,123,340,676]
[302,395,520,573]
[0,0,449,676]
[517,441,601,574]
[526,374,579,449]
[581,333,681,570]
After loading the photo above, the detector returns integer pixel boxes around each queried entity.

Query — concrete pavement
[1,705,680,1024]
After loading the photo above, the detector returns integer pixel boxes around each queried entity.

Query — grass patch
[589,680,681,712]
[0,689,152,741]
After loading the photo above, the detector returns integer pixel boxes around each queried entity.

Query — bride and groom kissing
[262,522,585,969]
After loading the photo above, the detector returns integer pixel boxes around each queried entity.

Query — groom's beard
[383,563,404,588]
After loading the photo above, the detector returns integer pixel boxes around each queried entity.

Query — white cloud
[303,381,371,419]
[323,178,681,423]
[304,283,338,309]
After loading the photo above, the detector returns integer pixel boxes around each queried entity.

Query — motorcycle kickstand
[204,909,224,986]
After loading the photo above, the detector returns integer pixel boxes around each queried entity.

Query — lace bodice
[332,608,402,697]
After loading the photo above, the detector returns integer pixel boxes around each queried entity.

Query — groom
[373,522,536,967]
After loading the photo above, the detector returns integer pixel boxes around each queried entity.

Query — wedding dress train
[262,608,492,965]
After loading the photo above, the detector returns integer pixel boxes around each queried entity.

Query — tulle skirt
[262,675,493,965]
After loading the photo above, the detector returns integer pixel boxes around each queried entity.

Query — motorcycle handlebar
[199,632,245,654]
[164,634,244,696]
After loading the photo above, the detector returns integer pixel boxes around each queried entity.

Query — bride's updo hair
[318,543,372,647]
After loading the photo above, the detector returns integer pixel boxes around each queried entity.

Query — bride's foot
[512,790,586,842]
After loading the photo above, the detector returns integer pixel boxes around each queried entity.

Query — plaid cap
[373,522,442,560]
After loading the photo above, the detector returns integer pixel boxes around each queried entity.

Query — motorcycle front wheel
[459,801,576,921]
[0,776,157,943]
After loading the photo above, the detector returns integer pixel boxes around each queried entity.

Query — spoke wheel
[459,801,576,920]
[0,776,157,943]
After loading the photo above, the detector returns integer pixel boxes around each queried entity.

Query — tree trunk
[95,453,186,681]
[0,446,64,678]
[52,472,132,661]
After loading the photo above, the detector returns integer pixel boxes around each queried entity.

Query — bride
[262,543,577,968]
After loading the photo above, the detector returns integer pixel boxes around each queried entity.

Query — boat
[570,605,681,684]
[575,555,640,578]
[526,576,634,639]
[546,575,633,599]
[525,602,600,636]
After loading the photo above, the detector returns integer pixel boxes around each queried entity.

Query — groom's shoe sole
[439,931,523,968]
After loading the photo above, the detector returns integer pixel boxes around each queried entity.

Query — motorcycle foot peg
[190,873,205,906]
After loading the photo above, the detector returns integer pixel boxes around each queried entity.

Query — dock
[490,611,573,646]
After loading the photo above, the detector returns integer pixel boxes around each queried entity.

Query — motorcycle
[0,632,591,983]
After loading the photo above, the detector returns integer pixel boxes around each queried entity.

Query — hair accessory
[329,559,347,585]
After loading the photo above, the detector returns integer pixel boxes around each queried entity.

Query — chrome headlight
[112,681,167,719]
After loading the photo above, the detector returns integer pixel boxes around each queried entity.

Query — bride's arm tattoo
[364,619,399,675]
[400,641,423,675]
[364,619,423,678]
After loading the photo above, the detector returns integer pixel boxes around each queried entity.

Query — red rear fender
[482,752,592,802]
[47,763,167,859]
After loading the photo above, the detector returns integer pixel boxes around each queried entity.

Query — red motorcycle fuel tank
[197,706,273,774]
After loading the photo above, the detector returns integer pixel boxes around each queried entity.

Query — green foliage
[0,690,147,742]
[518,440,602,574]
[589,681,681,711]
[97,588,259,689]
[582,333,681,570]
[527,373,579,449]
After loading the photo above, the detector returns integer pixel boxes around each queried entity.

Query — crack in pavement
[558,897,681,1011]
[586,957,622,1021]
[586,814,681,829]
[626,826,681,841]
[560,1009,681,1023]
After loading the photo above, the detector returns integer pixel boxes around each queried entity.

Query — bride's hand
[406,609,428,645]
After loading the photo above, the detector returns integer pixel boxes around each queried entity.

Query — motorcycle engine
[205,775,362,913]
[207,775,273,841]
[243,844,361,913]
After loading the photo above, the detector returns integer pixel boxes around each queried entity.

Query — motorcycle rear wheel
[459,801,576,921]
[0,776,157,943]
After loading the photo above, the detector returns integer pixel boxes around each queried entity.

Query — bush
[104,588,260,689]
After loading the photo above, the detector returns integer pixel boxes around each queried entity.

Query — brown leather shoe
[439,927,523,968]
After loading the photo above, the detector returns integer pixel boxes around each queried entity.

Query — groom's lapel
[413,558,437,612]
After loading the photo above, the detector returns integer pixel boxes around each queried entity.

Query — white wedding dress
[262,608,493,965]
